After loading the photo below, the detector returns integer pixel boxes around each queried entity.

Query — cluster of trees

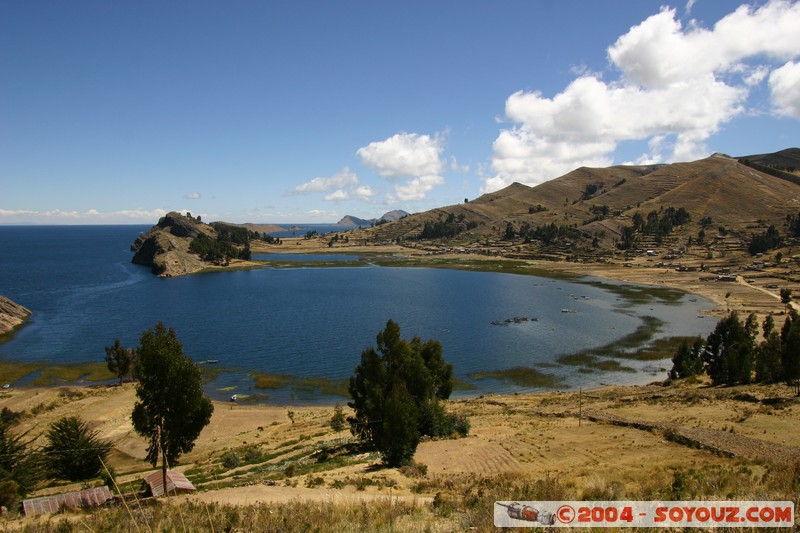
[348,320,467,466]
[513,222,582,245]
[786,211,800,238]
[581,182,604,201]
[209,223,251,245]
[189,232,251,263]
[619,207,692,249]
[261,234,283,244]
[418,213,478,240]
[748,225,783,255]
[670,305,800,393]
[327,233,350,247]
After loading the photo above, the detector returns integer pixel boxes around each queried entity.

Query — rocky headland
[131,212,215,277]
[0,296,31,336]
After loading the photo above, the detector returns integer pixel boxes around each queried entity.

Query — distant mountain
[359,149,800,258]
[336,210,410,227]
[336,215,373,227]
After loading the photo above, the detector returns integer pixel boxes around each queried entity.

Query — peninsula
[0,296,31,337]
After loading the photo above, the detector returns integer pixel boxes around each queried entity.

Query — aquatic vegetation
[251,372,350,398]
[468,366,566,388]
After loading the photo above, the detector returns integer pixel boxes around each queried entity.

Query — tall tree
[43,416,111,481]
[348,320,457,467]
[105,339,134,385]
[702,312,756,385]
[780,288,793,313]
[0,414,43,507]
[669,337,704,380]
[781,311,800,395]
[131,322,213,495]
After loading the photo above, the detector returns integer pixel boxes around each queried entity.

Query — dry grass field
[2,373,799,531]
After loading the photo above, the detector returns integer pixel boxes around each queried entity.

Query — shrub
[221,452,240,469]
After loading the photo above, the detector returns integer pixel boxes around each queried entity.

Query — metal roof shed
[143,470,196,497]
[22,486,114,516]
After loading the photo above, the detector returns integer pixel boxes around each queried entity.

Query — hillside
[358,150,800,262]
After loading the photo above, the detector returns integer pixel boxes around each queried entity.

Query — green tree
[381,384,420,467]
[330,404,346,432]
[131,322,214,495]
[702,312,756,385]
[669,337,704,380]
[348,320,457,467]
[781,311,800,395]
[0,413,43,506]
[781,288,793,313]
[105,339,134,385]
[43,416,111,481]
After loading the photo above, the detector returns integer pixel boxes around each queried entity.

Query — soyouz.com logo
[494,501,795,528]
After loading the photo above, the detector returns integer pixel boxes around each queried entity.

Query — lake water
[0,225,716,404]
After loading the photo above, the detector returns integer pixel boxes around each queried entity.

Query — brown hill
[131,212,216,277]
[738,147,800,173]
[361,150,800,258]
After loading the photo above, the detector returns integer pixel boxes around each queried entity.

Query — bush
[0,479,20,512]
[330,404,346,432]
[221,452,240,469]
[243,447,262,463]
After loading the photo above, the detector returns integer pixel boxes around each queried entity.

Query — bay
[0,225,715,404]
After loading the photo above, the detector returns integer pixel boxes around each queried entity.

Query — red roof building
[143,470,196,497]
[22,486,114,516]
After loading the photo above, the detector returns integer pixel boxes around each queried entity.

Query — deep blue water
[0,225,716,403]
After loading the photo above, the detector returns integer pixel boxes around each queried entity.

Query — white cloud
[487,0,800,193]
[394,175,444,202]
[184,192,202,200]
[324,189,350,202]
[0,207,171,224]
[353,185,377,200]
[769,60,800,119]
[293,166,359,194]
[450,155,470,173]
[357,132,445,201]
[292,166,376,203]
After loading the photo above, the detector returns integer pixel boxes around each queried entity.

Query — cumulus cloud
[293,167,359,194]
[291,166,375,203]
[488,0,800,192]
[769,60,800,119]
[184,192,202,200]
[357,132,445,201]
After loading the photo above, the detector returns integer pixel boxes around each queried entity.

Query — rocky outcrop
[131,212,214,277]
[0,296,31,336]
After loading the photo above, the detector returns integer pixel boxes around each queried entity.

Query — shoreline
[2,241,791,401]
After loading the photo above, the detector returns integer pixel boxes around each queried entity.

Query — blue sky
[2,1,799,224]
